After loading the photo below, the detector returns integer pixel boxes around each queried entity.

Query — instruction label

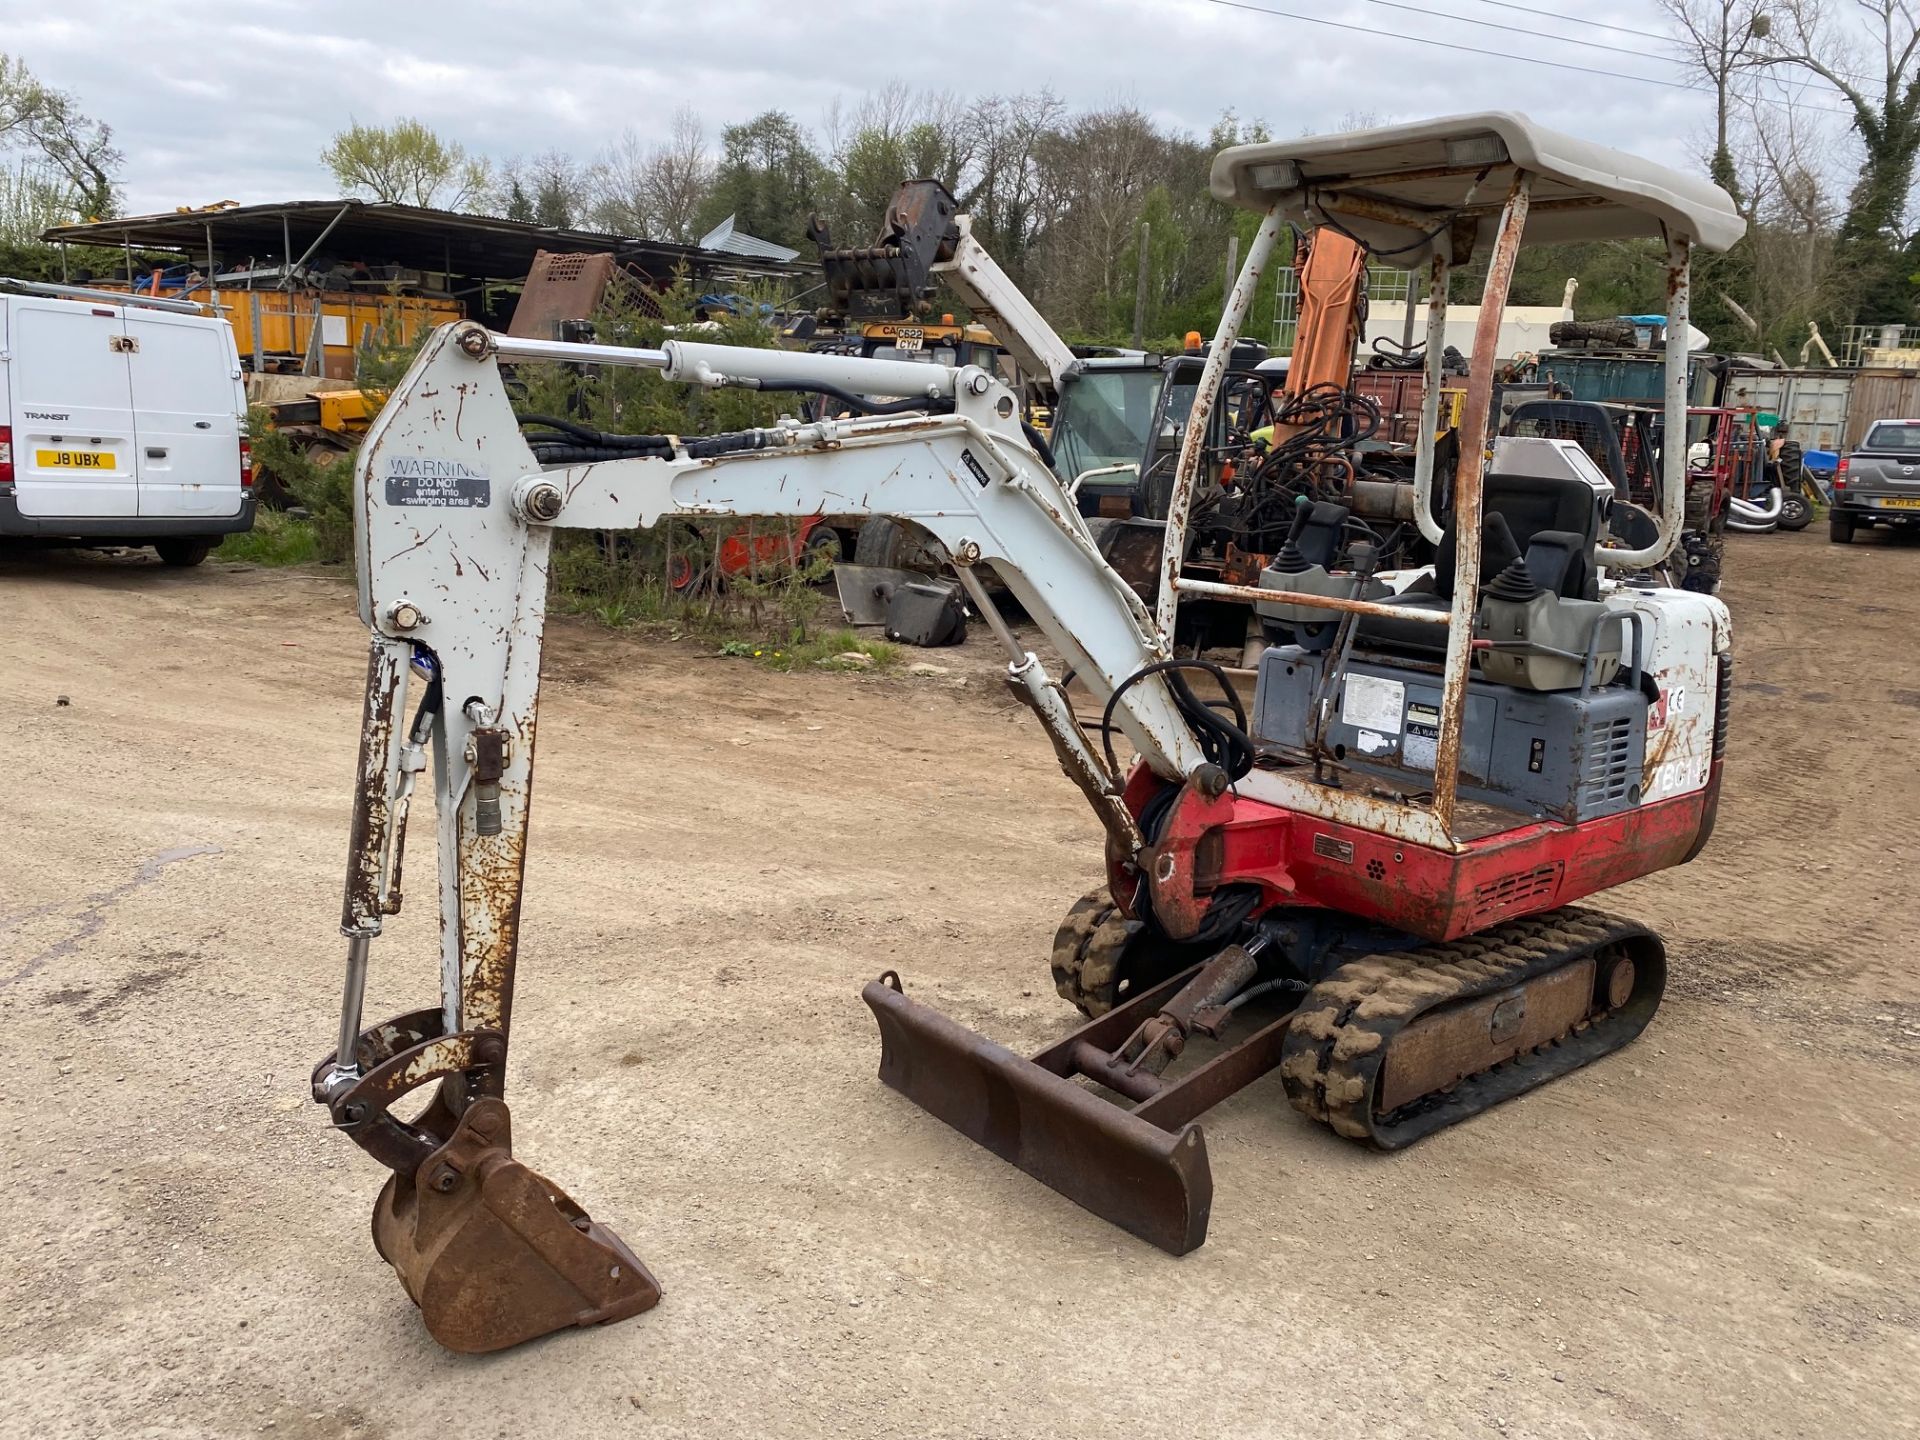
[384,458,491,508]
[1341,674,1405,736]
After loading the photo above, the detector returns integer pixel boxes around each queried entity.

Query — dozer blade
[862,975,1213,1255]
[370,1096,660,1354]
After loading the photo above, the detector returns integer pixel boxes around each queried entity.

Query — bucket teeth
[370,1097,660,1354]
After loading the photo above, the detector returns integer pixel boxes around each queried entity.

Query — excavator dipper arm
[312,321,1218,1351]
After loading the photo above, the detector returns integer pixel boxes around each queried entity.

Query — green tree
[694,111,824,249]
[321,118,489,209]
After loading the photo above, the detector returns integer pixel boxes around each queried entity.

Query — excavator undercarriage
[312,114,1744,1353]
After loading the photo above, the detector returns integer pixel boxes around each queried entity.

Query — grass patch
[217,511,321,566]
[719,627,900,672]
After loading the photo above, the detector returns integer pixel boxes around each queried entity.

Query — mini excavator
[312,114,1744,1352]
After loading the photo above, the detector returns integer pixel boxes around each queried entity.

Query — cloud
[10,0,1790,214]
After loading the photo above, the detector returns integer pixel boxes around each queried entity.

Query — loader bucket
[862,976,1213,1254]
[370,1097,660,1354]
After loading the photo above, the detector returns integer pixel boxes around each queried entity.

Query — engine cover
[1252,646,1649,824]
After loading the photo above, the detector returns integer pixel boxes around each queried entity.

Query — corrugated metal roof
[696,214,801,264]
[42,198,803,284]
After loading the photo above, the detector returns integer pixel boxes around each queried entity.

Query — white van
[0,280,254,566]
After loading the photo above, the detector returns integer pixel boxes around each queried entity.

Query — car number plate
[1880,496,1920,509]
[894,333,923,352]
[36,448,115,470]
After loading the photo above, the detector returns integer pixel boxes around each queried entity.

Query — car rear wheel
[155,539,213,567]
[1829,511,1856,545]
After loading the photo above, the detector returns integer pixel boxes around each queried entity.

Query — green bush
[216,509,320,565]
[529,275,850,654]
[248,412,358,562]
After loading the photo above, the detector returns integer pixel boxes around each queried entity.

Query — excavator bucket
[369,1097,660,1354]
[862,973,1218,1254]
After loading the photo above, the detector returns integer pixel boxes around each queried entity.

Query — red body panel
[1127,764,1721,943]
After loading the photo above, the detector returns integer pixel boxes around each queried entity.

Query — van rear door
[8,296,138,519]
[126,309,245,520]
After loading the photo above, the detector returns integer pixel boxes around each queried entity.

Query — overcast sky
[4,0,1854,216]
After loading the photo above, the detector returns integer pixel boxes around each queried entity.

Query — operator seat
[1358,441,1624,689]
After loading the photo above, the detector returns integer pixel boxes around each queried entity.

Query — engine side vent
[1468,862,1564,926]
[1579,714,1637,805]
[1712,653,1732,759]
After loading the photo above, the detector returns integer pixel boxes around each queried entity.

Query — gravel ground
[1,528,1916,1439]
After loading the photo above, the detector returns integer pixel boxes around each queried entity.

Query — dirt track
[2,530,1917,1440]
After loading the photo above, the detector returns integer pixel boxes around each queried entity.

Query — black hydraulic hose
[684,429,777,460]
[1022,419,1057,470]
[1370,336,1425,370]
[1309,186,1456,258]
[515,412,674,455]
[520,379,956,474]
[527,441,670,465]
[1098,658,1255,790]
[753,380,954,417]
[1099,659,1265,948]
[406,658,442,741]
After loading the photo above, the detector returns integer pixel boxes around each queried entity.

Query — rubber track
[1049,889,1134,1017]
[1278,906,1665,1150]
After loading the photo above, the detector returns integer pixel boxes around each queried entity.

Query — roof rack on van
[0,276,208,316]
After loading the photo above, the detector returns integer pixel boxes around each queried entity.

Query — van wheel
[1828,512,1856,545]
[155,539,213,567]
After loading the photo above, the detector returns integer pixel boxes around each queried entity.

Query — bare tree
[645,109,712,243]
[966,90,1066,275]
[33,103,119,218]
[1029,106,1178,332]
[591,112,710,241]
[1753,0,1920,316]
[1715,77,1846,335]
[0,54,120,218]
[0,55,58,149]
[1657,0,1774,191]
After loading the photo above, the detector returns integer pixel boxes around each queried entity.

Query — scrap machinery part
[1279,906,1665,1150]
[810,180,960,324]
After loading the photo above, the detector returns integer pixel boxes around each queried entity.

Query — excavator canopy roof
[1211,112,1744,266]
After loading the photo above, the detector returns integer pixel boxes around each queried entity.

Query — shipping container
[1534,350,1721,410]
[1842,368,1920,448]
[1721,368,1853,450]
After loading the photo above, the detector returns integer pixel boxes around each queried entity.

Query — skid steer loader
[311,113,1743,1352]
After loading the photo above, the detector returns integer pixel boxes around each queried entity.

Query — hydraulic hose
[1098,658,1256,789]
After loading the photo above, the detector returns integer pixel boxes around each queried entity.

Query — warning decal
[384,457,491,508]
